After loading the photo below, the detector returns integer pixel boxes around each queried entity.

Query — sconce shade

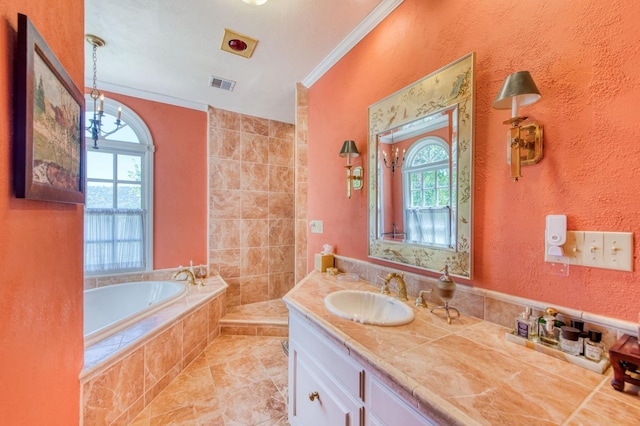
[492,71,541,110]
[339,140,360,157]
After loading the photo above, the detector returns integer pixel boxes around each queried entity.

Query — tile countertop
[283,271,640,425]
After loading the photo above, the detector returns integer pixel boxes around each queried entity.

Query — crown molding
[302,0,404,87]
[84,79,209,112]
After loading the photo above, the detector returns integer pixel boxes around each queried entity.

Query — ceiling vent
[209,75,236,92]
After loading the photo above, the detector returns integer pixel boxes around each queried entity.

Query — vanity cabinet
[288,312,434,426]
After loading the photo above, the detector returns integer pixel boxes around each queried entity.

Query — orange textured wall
[308,0,640,321]
[97,91,208,269]
[0,1,84,423]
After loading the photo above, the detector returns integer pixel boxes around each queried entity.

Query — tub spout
[172,267,196,286]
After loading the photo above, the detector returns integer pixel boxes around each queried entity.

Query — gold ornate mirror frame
[368,53,475,278]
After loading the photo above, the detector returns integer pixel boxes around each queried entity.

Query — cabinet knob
[308,391,320,402]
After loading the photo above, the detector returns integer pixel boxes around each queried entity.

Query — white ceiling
[84,0,402,124]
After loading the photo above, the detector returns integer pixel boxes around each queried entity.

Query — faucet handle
[376,275,391,295]
[415,290,431,307]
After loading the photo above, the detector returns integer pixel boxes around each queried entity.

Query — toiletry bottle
[515,307,534,339]
[559,326,582,356]
[571,319,586,355]
[585,330,605,362]
[528,309,539,342]
[539,315,556,347]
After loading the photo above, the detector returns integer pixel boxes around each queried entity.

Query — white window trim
[85,95,155,274]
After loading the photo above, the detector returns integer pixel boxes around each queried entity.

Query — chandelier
[85,34,123,149]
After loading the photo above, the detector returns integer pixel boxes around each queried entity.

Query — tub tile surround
[335,256,639,347]
[284,271,640,425]
[208,107,296,308]
[81,276,227,425]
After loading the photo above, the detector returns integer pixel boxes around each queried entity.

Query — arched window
[402,137,451,247]
[84,96,154,275]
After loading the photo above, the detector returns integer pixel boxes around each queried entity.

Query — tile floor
[129,334,289,425]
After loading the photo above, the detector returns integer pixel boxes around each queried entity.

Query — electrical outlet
[310,220,323,234]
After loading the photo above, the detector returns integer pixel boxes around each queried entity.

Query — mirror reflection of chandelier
[85,34,124,149]
[382,133,405,178]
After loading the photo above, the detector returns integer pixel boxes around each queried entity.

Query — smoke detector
[221,28,258,58]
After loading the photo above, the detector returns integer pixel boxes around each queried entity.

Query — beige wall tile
[209,127,241,160]
[268,138,293,166]
[241,162,269,192]
[210,107,240,131]
[83,347,145,425]
[268,246,295,274]
[209,219,241,250]
[210,190,242,220]
[240,275,269,304]
[182,305,209,358]
[241,219,269,248]
[241,114,269,136]
[269,165,294,194]
[210,158,241,190]
[241,133,269,163]
[241,247,269,276]
[241,191,269,219]
[144,323,183,390]
[270,121,295,141]
[269,193,294,219]
[269,219,294,247]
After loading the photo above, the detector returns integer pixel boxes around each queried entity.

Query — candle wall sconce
[493,71,544,182]
[339,140,363,198]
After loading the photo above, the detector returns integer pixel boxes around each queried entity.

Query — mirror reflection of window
[402,137,452,247]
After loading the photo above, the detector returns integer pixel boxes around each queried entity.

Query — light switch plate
[603,232,633,271]
[310,220,323,234]
[545,230,633,272]
[583,232,605,268]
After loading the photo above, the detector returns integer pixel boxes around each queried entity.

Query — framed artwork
[14,13,85,204]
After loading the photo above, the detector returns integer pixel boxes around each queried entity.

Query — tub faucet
[172,267,196,286]
[383,272,408,301]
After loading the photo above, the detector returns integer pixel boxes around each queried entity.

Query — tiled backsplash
[335,256,638,351]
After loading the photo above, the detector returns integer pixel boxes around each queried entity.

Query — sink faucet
[383,272,408,301]
[172,267,196,286]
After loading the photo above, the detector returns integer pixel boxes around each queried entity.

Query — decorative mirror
[368,53,474,278]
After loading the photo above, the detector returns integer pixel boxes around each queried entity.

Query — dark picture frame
[14,13,85,204]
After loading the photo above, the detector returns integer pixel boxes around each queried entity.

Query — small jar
[560,326,582,356]
[585,330,605,362]
[571,319,587,355]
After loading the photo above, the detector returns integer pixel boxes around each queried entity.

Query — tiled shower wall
[295,83,309,284]
[208,107,295,307]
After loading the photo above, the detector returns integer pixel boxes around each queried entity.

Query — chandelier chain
[90,43,100,100]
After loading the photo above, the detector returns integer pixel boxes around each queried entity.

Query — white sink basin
[324,290,414,326]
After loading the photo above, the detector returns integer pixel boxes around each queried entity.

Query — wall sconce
[493,71,544,182]
[339,140,363,198]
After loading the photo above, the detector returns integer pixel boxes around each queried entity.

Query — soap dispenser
[430,266,460,324]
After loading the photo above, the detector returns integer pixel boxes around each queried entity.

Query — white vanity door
[290,346,363,426]
[366,376,434,426]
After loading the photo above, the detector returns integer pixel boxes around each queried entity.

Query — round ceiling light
[242,0,269,5]
[228,39,248,51]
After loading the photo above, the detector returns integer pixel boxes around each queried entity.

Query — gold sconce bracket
[506,119,543,181]
[352,166,364,190]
